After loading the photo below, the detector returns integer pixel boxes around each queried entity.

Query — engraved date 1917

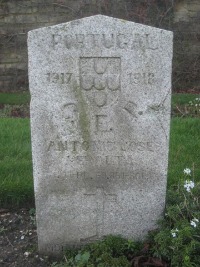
[46,72,72,84]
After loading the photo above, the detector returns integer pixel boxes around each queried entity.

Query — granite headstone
[28,15,173,255]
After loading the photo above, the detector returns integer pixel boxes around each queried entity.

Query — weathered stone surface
[28,15,173,255]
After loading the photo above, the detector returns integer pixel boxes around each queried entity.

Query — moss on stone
[73,81,90,145]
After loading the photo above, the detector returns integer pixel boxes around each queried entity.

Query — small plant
[0,226,6,234]
[151,168,200,267]
[123,239,138,253]
[52,236,135,267]
[29,208,36,224]
[174,96,200,117]
[188,98,200,116]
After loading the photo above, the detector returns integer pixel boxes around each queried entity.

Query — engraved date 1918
[128,72,155,85]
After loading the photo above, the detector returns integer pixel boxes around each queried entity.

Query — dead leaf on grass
[131,255,168,267]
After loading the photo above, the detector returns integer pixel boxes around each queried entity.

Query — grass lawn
[0,92,200,206]
[0,92,30,105]
[171,93,199,108]
[0,118,33,206]
[168,117,200,186]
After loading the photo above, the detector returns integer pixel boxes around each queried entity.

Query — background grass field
[0,92,30,105]
[0,92,200,207]
[0,118,33,206]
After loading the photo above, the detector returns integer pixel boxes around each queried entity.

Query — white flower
[171,228,179,237]
[183,168,191,175]
[21,235,25,240]
[184,180,195,192]
[190,181,194,188]
[191,218,199,228]
[24,252,30,257]
[191,221,197,228]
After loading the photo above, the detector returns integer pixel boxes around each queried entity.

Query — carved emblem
[80,57,121,107]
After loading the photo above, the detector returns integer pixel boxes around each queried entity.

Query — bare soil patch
[0,208,54,267]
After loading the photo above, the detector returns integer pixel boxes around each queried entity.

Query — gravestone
[28,15,173,255]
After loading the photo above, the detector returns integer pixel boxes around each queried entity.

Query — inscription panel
[52,33,160,51]
[46,140,157,153]
[40,170,149,197]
